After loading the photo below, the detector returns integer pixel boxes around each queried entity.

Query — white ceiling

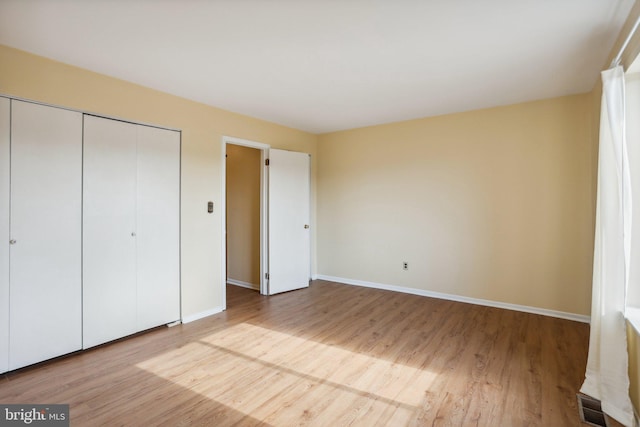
[0,0,635,133]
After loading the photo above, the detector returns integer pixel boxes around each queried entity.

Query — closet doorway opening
[222,137,269,309]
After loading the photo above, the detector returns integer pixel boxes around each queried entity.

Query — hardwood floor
[0,280,589,426]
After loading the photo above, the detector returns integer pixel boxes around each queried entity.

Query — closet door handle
[131,232,136,237]
[9,239,16,245]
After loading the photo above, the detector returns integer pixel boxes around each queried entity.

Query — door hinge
[265,273,270,280]
[265,159,270,166]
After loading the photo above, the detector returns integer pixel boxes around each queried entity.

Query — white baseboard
[315,274,590,324]
[181,306,224,324]
[227,278,260,290]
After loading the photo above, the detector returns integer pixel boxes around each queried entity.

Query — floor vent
[577,393,608,427]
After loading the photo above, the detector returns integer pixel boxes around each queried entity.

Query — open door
[268,149,310,294]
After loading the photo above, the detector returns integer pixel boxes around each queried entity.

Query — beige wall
[226,144,261,288]
[0,44,318,318]
[318,94,594,315]
[0,44,597,319]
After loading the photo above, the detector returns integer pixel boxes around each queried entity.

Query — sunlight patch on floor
[135,322,437,422]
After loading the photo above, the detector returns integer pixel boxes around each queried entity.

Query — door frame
[221,136,270,310]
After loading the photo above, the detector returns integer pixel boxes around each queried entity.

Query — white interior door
[0,98,9,373]
[9,100,82,369]
[268,149,310,294]
[83,115,138,349]
[136,125,180,330]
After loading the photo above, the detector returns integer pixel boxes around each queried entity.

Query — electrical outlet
[403,262,408,270]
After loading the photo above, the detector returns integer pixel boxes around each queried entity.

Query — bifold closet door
[9,100,82,370]
[84,116,180,348]
[83,115,138,349]
[136,125,180,331]
[0,98,9,373]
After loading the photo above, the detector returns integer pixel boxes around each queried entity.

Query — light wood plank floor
[0,280,589,426]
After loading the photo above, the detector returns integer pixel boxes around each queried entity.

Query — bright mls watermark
[0,405,69,426]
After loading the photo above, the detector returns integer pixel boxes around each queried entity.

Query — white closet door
[83,115,138,349]
[268,149,311,294]
[9,100,82,370]
[136,125,180,330]
[0,98,9,373]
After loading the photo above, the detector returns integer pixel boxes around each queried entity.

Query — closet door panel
[0,98,9,373]
[136,125,180,330]
[9,100,82,370]
[83,115,137,349]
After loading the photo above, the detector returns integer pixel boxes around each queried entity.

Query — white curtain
[581,66,635,426]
